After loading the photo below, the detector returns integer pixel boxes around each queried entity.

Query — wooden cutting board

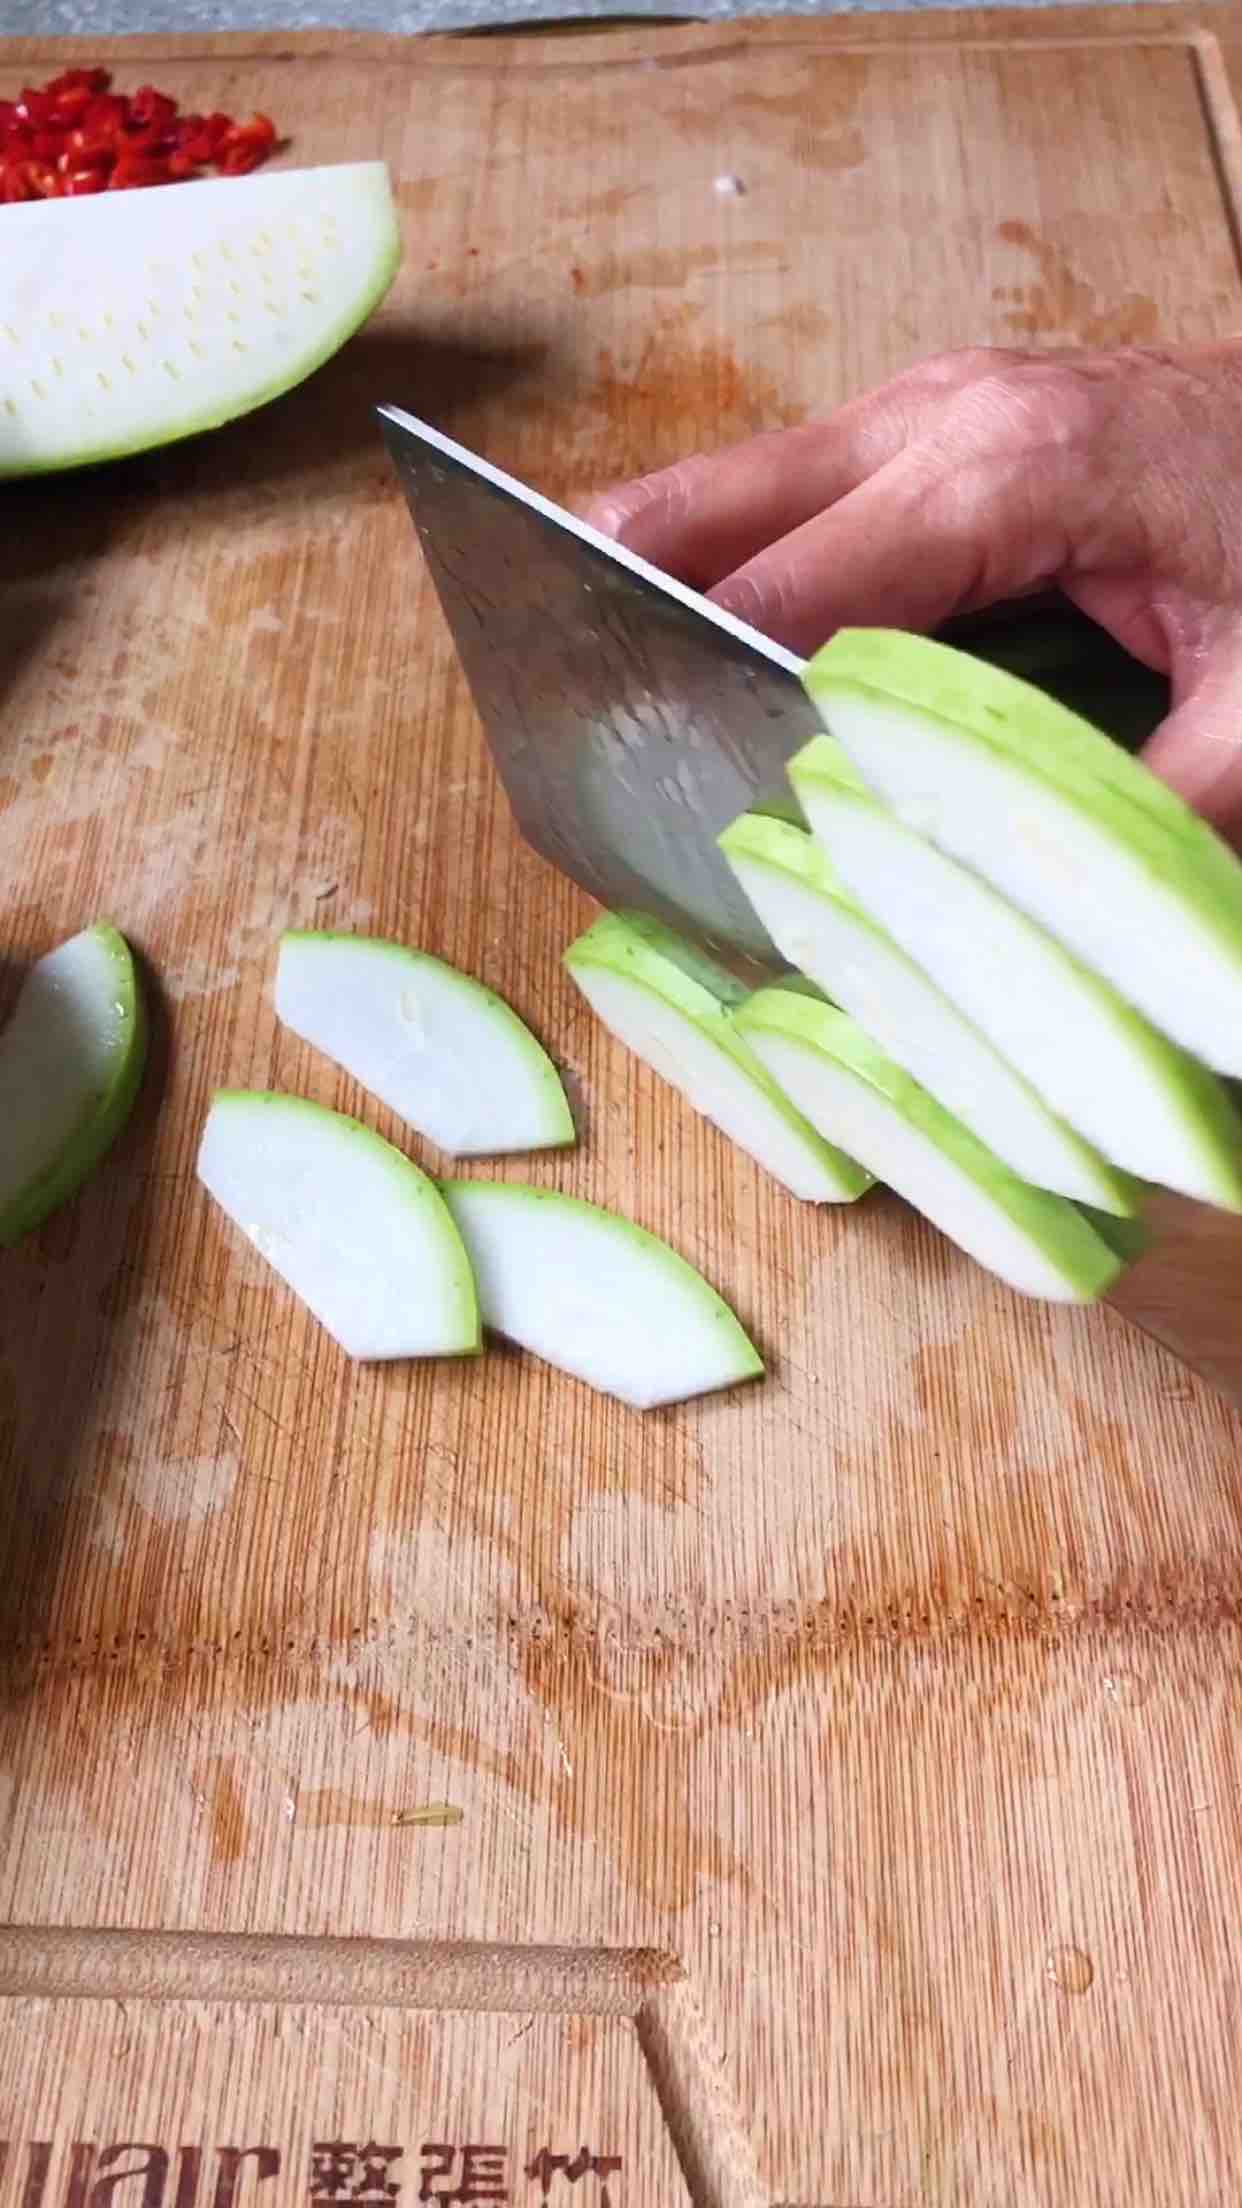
[4,11,1242,2202]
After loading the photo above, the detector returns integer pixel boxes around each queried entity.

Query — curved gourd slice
[276,931,574,1157]
[734,988,1125,1305]
[197,1091,480,1360]
[0,921,146,1247]
[564,910,871,1201]
[440,1181,762,1408]
[720,810,1135,1216]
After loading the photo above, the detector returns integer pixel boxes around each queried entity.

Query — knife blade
[379,403,816,983]
[379,405,1242,1408]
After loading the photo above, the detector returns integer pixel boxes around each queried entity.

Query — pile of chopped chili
[1,67,280,202]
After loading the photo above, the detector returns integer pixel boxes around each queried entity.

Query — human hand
[584,343,1242,837]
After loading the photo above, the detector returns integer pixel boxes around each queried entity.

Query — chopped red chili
[215,114,278,177]
[0,66,283,200]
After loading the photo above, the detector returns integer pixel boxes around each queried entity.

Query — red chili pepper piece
[81,91,129,135]
[109,151,173,189]
[0,163,37,202]
[125,85,179,148]
[49,84,93,126]
[63,164,109,195]
[129,84,177,128]
[63,127,110,163]
[214,112,277,175]
[215,140,265,176]
[16,89,56,127]
[218,111,275,142]
[173,110,230,160]
[45,67,112,96]
[58,142,111,176]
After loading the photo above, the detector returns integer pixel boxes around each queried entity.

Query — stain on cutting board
[994,217,1160,342]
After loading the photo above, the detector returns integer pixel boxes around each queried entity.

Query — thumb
[1140,616,1242,845]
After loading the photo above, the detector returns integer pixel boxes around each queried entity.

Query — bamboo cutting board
[4,11,1242,2203]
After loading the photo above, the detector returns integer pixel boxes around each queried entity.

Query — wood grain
[3,12,1242,2203]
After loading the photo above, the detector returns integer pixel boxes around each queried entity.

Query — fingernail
[711,575,762,623]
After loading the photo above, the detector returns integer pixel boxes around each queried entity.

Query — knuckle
[911,343,1032,390]
[942,360,1097,456]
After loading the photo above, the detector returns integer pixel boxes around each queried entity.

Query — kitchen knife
[378,404,1242,1407]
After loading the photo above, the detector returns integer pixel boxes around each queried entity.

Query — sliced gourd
[440,1180,762,1408]
[197,1090,480,1359]
[0,921,146,1247]
[734,987,1125,1304]
[563,910,871,1201]
[275,931,573,1156]
[719,810,1135,1215]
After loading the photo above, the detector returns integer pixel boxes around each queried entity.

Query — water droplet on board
[1046,1943,1094,1996]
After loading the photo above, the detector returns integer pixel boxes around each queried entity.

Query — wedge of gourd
[197,1090,480,1360]
[734,987,1126,1303]
[440,1180,763,1407]
[563,910,871,1201]
[0,921,146,1247]
[719,810,1135,1215]
[275,931,573,1156]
